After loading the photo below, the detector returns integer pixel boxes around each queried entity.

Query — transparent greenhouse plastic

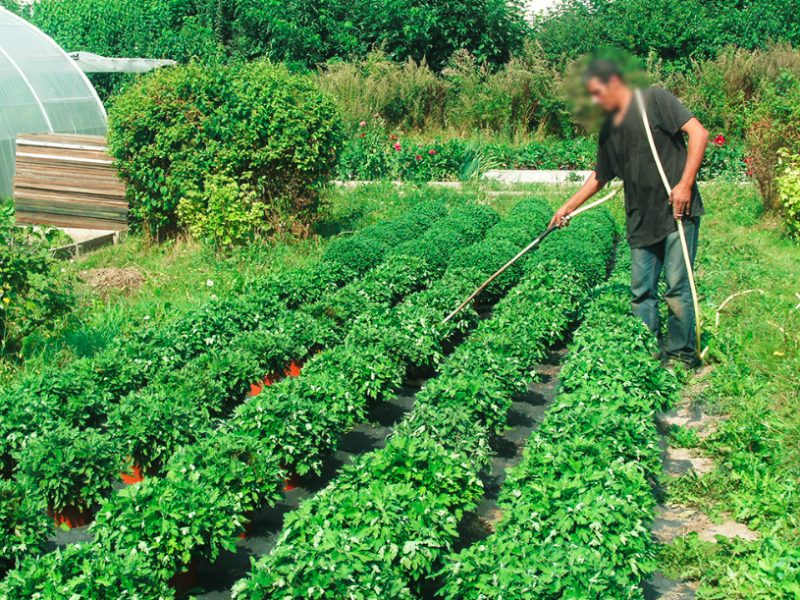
[0,7,107,198]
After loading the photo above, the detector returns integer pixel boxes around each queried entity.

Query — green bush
[777,151,800,241]
[0,203,74,360]
[534,0,800,69]
[108,60,343,239]
[178,175,264,249]
[0,480,49,575]
[26,0,225,98]
[14,426,120,514]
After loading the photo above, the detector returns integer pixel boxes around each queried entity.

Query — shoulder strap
[634,88,703,361]
[635,88,672,197]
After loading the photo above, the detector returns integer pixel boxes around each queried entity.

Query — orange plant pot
[48,505,93,529]
[285,360,302,378]
[168,558,198,594]
[238,510,255,540]
[282,467,301,491]
[120,463,144,485]
[248,373,277,397]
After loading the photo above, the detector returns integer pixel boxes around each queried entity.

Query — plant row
[0,198,452,577]
[437,246,679,599]
[228,207,616,598]
[0,200,532,594]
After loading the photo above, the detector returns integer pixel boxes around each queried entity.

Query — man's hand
[549,204,572,228]
[670,183,692,218]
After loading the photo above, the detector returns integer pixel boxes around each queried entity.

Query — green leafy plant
[777,150,800,241]
[0,204,74,359]
[0,480,49,575]
[178,174,264,250]
[14,426,120,515]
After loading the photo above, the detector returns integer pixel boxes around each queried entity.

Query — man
[551,60,708,367]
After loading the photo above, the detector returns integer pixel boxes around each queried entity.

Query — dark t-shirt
[595,87,704,248]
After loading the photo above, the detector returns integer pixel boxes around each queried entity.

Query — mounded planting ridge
[230,208,617,598]
[438,245,679,599]
[0,198,563,596]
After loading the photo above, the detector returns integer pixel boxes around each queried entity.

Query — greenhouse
[0,7,106,197]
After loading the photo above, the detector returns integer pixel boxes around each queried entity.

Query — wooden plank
[15,196,128,215]
[12,133,129,231]
[17,133,107,147]
[16,213,127,231]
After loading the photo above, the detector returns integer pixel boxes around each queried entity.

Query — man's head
[583,59,629,113]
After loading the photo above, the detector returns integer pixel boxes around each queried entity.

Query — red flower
[415,154,422,161]
[359,133,366,138]
[713,134,726,147]
[428,149,437,155]
[389,134,398,140]
[393,142,402,151]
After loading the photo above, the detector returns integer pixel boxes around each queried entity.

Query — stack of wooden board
[13,133,127,231]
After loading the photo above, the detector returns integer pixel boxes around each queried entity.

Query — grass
[657,181,800,598]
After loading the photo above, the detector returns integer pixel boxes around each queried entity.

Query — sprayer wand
[442,185,621,324]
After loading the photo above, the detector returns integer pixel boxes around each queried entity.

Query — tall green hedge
[108,60,343,239]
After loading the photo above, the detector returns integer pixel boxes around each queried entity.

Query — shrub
[14,426,120,514]
[0,480,49,574]
[534,0,800,70]
[108,60,343,239]
[745,71,800,209]
[0,203,74,360]
[777,151,800,241]
[26,0,225,98]
[178,175,264,249]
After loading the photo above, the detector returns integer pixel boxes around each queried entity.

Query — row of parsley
[0,196,452,578]
[0,199,550,595]
[228,210,617,598]
[437,244,680,599]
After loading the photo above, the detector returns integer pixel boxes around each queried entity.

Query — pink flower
[393,142,402,151]
[359,121,367,128]
[415,154,422,161]
[428,149,437,155]
[713,134,726,147]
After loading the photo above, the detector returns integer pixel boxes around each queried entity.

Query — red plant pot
[238,510,255,540]
[285,360,302,378]
[120,463,144,485]
[282,466,301,491]
[48,505,93,529]
[168,558,198,594]
[248,373,277,397]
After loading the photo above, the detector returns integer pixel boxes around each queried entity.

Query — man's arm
[670,117,708,218]
[549,171,606,228]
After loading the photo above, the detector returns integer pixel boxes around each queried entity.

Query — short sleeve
[595,133,615,183]
[651,87,694,135]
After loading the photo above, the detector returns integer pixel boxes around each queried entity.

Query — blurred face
[586,76,624,113]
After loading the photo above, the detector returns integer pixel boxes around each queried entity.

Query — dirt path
[646,367,759,599]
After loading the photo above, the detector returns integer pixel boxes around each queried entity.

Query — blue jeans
[630,217,700,364]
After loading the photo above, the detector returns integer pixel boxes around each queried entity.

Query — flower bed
[437,245,679,599]
[0,199,555,594]
[229,209,616,598]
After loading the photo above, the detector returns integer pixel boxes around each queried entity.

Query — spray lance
[442,185,621,325]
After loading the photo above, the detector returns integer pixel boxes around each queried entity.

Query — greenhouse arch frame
[0,6,107,197]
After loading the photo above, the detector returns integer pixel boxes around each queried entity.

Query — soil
[648,367,759,599]
[79,267,145,297]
